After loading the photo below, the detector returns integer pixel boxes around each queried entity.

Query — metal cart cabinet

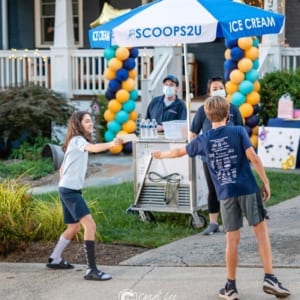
[130,138,208,228]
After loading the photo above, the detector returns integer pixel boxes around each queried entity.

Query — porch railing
[1,46,300,98]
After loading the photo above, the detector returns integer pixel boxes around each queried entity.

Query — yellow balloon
[104,109,115,122]
[115,47,130,61]
[129,110,138,121]
[104,68,116,80]
[224,49,231,60]
[108,57,123,71]
[225,81,239,94]
[122,78,136,91]
[117,130,129,136]
[253,80,261,92]
[237,37,253,50]
[229,69,245,84]
[122,120,136,133]
[245,46,259,60]
[237,58,253,73]
[239,103,254,118]
[252,125,259,135]
[250,134,258,149]
[226,94,232,102]
[116,89,130,103]
[246,91,260,105]
[108,99,122,112]
[109,144,123,154]
[128,69,137,79]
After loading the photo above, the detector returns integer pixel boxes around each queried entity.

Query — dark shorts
[59,187,90,224]
[220,192,266,232]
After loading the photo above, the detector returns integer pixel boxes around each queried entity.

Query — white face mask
[211,89,226,98]
[163,86,176,98]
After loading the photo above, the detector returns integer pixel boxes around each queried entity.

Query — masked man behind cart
[146,75,187,132]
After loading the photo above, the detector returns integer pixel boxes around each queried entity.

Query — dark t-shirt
[146,95,187,124]
[186,125,259,201]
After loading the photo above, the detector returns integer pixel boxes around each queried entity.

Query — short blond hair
[204,96,229,122]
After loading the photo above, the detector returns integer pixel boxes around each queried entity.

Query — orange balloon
[245,46,259,60]
[225,81,239,94]
[230,69,245,84]
[237,37,253,50]
[115,47,130,61]
[253,80,261,92]
[128,69,137,79]
[109,144,123,154]
[104,109,115,122]
[246,91,260,105]
[108,99,122,112]
[224,49,231,60]
[116,89,130,103]
[239,103,254,118]
[252,125,259,135]
[122,120,136,133]
[122,78,136,91]
[108,57,123,71]
[103,68,116,80]
[226,94,232,102]
[250,134,258,149]
[117,130,129,136]
[237,58,253,73]
[129,110,138,121]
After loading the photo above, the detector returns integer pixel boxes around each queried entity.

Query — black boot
[83,240,112,281]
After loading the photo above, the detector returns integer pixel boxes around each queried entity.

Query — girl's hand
[152,151,162,159]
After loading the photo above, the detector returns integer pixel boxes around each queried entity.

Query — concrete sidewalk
[2,153,299,299]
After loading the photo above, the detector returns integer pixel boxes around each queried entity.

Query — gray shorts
[220,192,266,232]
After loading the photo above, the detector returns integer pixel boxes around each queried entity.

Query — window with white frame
[35,0,83,48]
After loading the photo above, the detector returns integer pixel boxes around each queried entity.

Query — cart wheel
[125,207,139,216]
[140,211,155,223]
[189,213,207,229]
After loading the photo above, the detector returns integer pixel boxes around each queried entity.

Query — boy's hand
[112,137,123,146]
[152,151,162,159]
[261,183,270,201]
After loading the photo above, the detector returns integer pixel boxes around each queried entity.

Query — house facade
[0,0,300,102]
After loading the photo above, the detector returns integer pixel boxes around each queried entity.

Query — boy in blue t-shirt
[152,96,290,300]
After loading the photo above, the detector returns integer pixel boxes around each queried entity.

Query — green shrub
[0,179,36,255]
[259,69,300,125]
[0,84,74,157]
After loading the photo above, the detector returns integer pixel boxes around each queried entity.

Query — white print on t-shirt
[208,136,238,185]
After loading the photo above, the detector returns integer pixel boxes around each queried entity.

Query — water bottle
[145,119,151,138]
[140,119,146,138]
[151,119,158,138]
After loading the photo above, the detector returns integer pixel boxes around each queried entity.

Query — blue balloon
[105,89,115,100]
[115,110,129,124]
[224,59,237,72]
[230,47,244,61]
[104,47,116,61]
[239,80,254,95]
[245,114,259,127]
[245,69,259,82]
[253,104,260,114]
[252,37,259,47]
[252,59,259,70]
[116,68,129,81]
[123,57,136,70]
[244,125,252,137]
[122,99,136,112]
[231,92,246,106]
[104,130,115,142]
[225,39,238,49]
[108,79,121,92]
[130,89,139,101]
[107,120,121,133]
[130,47,139,58]
[224,70,231,82]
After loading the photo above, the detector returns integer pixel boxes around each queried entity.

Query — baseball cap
[163,75,179,86]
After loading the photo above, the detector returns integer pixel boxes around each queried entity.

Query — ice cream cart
[129,137,208,228]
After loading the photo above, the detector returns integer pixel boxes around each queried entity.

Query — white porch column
[260,0,284,70]
[50,0,76,98]
[1,0,8,49]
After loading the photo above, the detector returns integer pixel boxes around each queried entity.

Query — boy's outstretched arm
[246,147,270,201]
[152,147,187,159]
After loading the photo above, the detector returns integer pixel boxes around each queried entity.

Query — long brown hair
[62,111,93,152]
